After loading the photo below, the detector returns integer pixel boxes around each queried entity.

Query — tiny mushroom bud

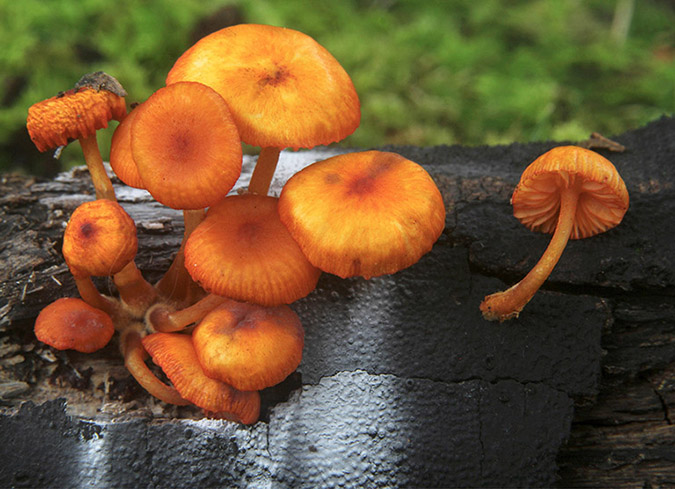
[278,150,446,279]
[193,300,304,391]
[35,297,114,353]
[166,23,360,196]
[142,332,260,424]
[184,194,321,306]
[480,146,629,322]
[26,72,127,201]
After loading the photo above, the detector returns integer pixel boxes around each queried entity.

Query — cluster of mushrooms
[26,24,630,424]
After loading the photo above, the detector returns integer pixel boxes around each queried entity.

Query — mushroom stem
[248,147,282,195]
[78,134,116,201]
[73,275,119,317]
[480,181,582,321]
[113,261,158,317]
[156,209,205,305]
[148,294,230,333]
[122,329,190,406]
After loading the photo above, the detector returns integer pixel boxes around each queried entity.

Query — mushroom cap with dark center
[193,300,304,391]
[166,23,360,150]
[278,150,446,279]
[35,298,114,353]
[141,332,260,424]
[511,145,629,239]
[130,81,242,210]
[62,199,138,278]
[184,194,321,306]
[110,105,144,189]
[27,86,126,152]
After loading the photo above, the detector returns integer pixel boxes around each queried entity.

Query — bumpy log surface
[0,117,673,488]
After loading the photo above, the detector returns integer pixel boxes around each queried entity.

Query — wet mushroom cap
[130,81,242,210]
[62,199,138,278]
[110,105,144,189]
[184,194,321,306]
[166,23,360,150]
[35,297,114,353]
[142,332,260,424]
[511,145,629,239]
[278,150,446,279]
[193,301,304,391]
[27,87,126,152]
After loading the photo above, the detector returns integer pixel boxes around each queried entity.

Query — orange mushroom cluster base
[27,24,447,424]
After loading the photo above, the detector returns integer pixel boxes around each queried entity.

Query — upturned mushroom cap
[184,194,321,306]
[27,79,126,152]
[62,199,138,278]
[193,300,304,391]
[511,145,629,239]
[130,81,242,210]
[278,150,446,279]
[141,332,260,424]
[35,297,114,353]
[166,24,360,150]
[109,105,144,189]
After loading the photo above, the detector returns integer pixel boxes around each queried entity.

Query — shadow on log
[0,117,673,488]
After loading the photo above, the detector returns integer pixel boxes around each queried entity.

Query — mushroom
[109,104,144,189]
[35,297,114,353]
[141,332,260,424]
[192,300,304,391]
[480,145,629,322]
[27,72,127,201]
[129,81,242,304]
[62,199,156,317]
[166,23,360,196]
[278,150,446,279]
[183,194,321,306]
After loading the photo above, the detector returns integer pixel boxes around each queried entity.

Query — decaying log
[0,117,673,488]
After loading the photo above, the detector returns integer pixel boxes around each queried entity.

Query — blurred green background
[1,0,673,177]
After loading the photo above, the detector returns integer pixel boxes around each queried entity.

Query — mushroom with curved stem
[147,293,230,333]
[141,332,261,424]
[184,193,321,307]
[129,81,242,305]
[62,199,156,318]
[480,146,630,322]
[166,23,361,197]
[27,72,127,201]
[278,150,446,279]
[35,297,115,353]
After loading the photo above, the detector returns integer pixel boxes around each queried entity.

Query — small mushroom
[26,72,127,201]
[184,194,321,306]
[142,332,260,424]
[109,104,145,189]
[278,150,446,279]
[166,24,360,196]
[35,297,114,353]
[192,300,304,391]
[480,146,629,322]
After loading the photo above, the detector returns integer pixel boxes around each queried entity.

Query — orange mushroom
[278,150,446,279]
[109,104,144,189]
[480,146,629,322]
[142,332,260,424]
[193,300,304,391]
[166,23,360,196]
[62,199,156,317]
[184,194,321,306]
[35,297,114,353]
[27,72,127,201]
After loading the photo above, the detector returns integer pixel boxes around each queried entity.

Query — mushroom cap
[511,146,629,240]
[141,332,260,424]
[130,81,242,210]
[184,194,321,306]
[166,23,360,150]
[62,199,138,278]
[27,87,126,152]
[278,150,446,279]
[110,105,144,189]
[193,300,304,391]
[35,297,114,353]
